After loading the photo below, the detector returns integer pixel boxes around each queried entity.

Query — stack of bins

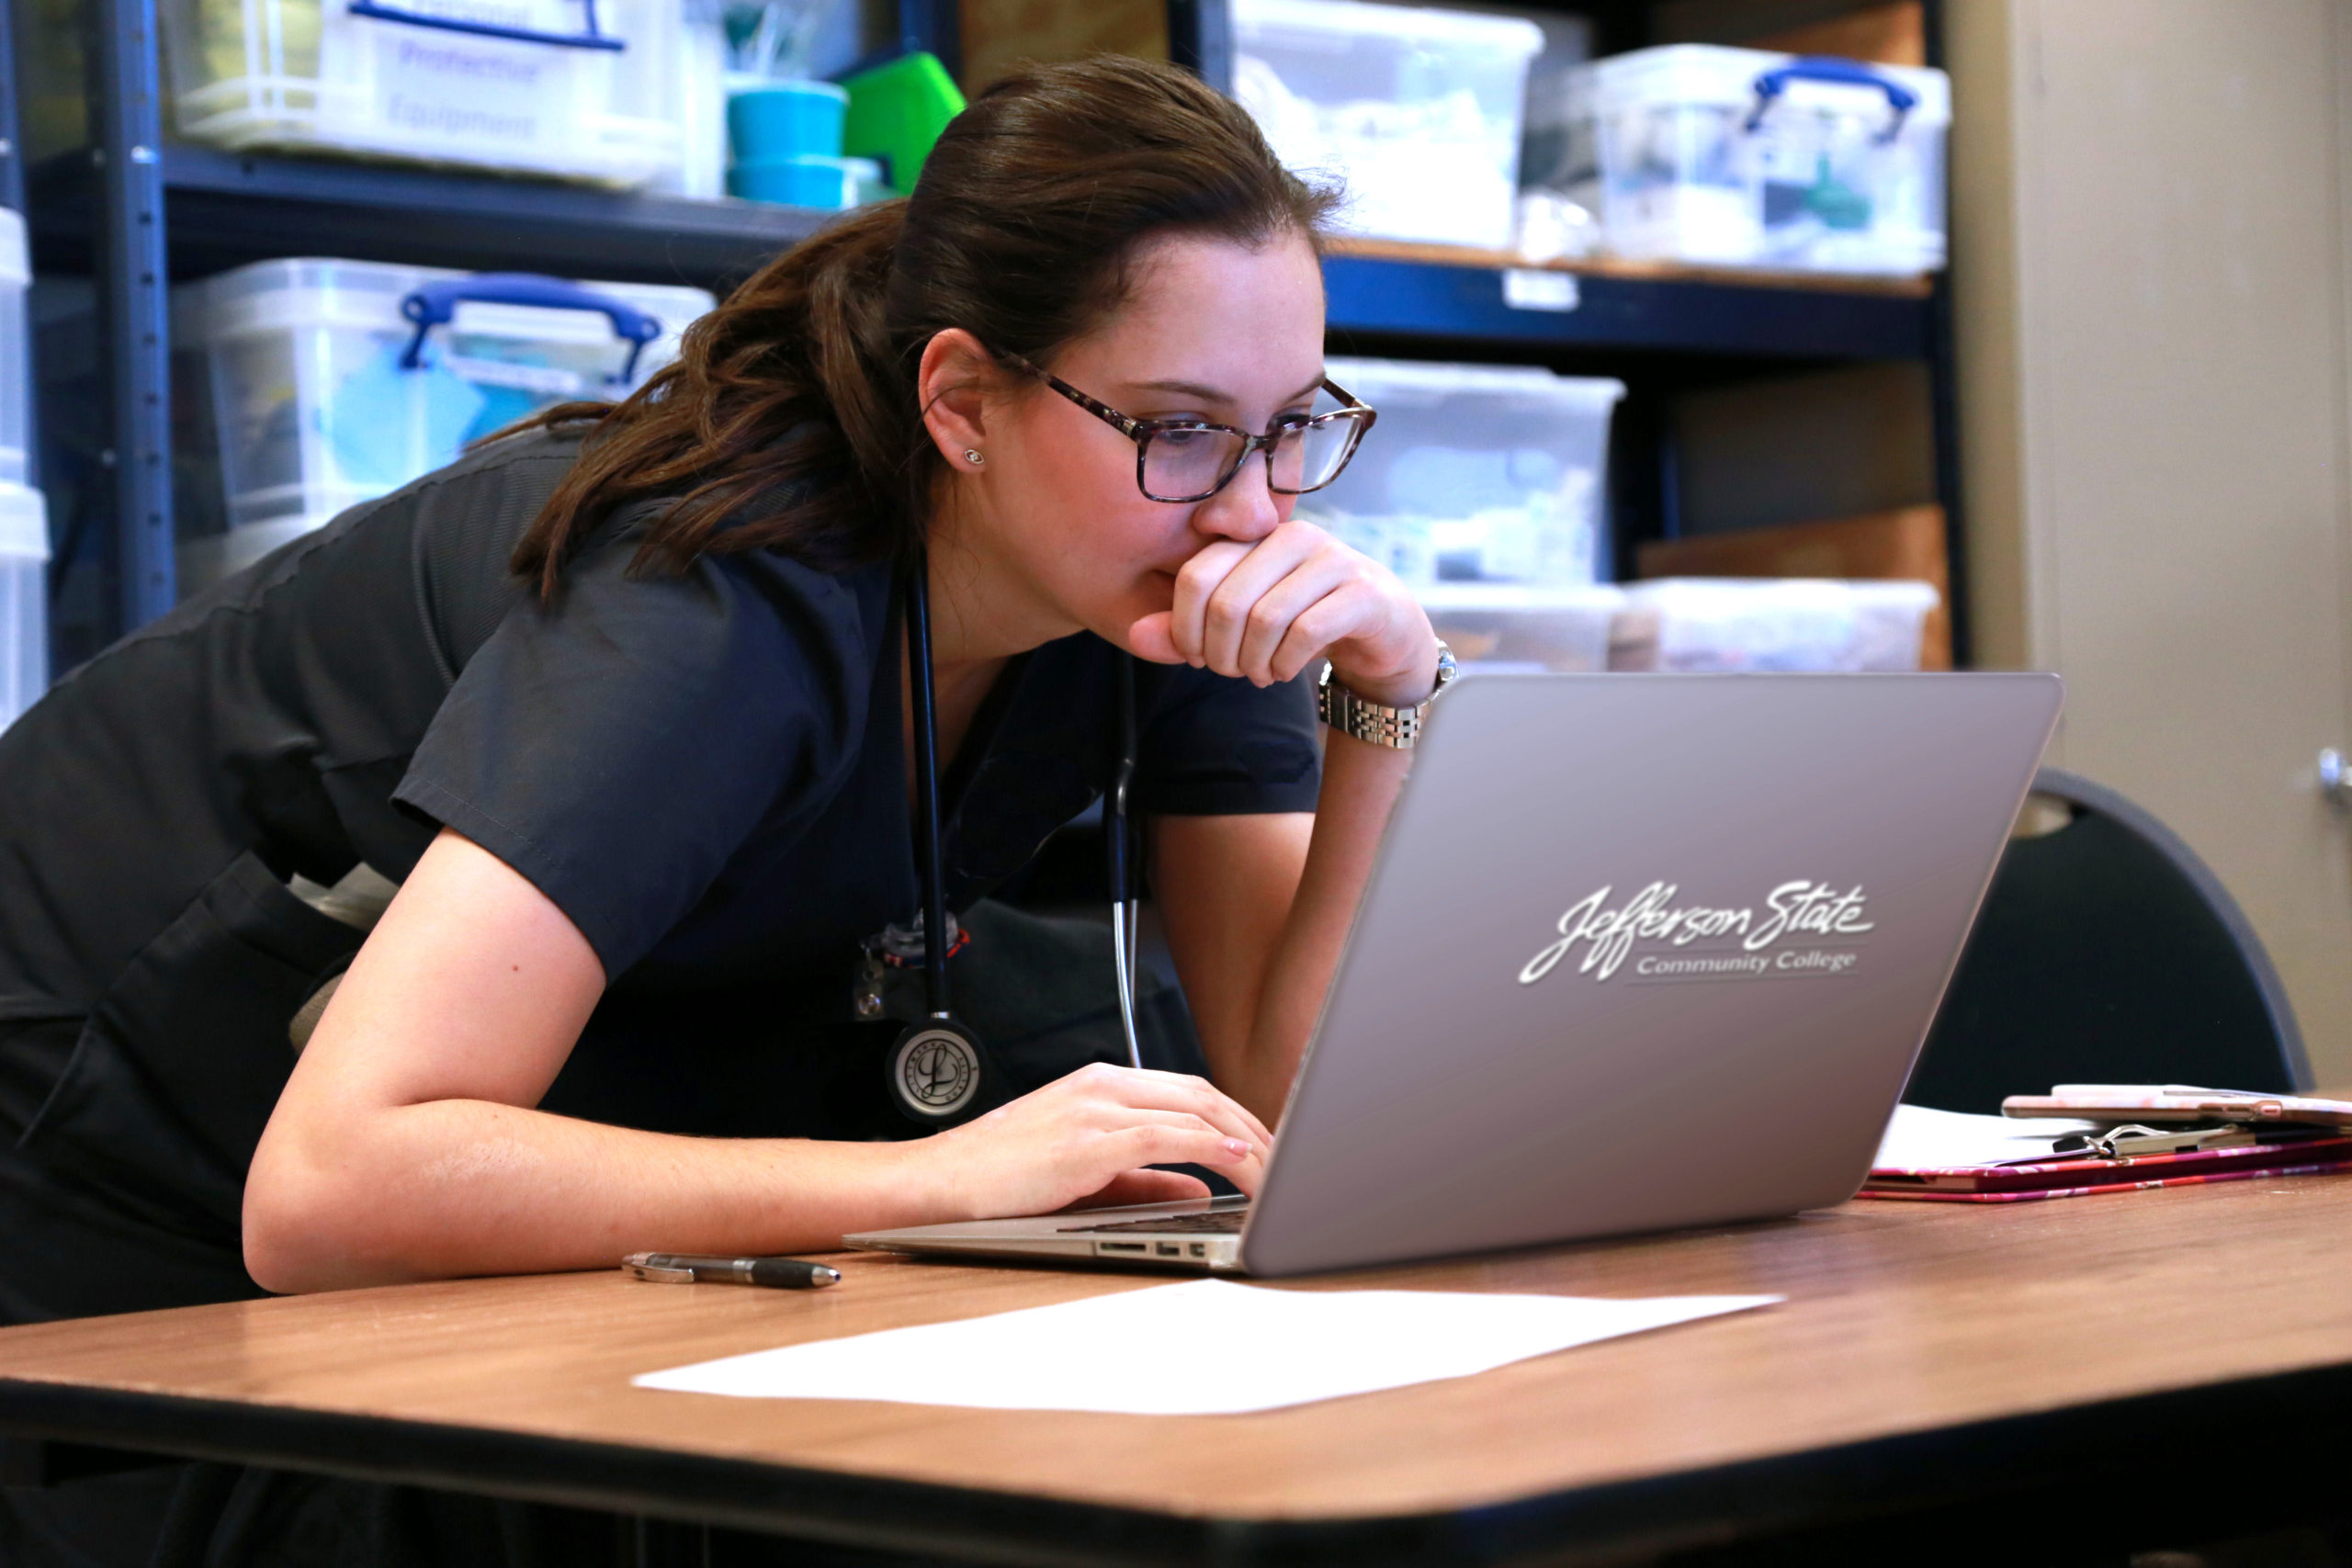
[1610,579,1940,671]
[0,208,47,731]
[1299,357,1625,671]
[173,258,713,593]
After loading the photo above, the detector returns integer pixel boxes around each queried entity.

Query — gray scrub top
[0,424,1320,1244]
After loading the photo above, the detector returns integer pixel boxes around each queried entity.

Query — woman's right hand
[917,1062,1274,1217]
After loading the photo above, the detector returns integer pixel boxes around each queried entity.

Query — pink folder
[1861,1134,2352,1204]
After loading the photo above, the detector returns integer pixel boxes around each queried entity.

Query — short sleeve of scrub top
[1130,662,1322,818]
[392,517,880,981]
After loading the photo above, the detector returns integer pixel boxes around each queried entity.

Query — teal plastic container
[727,79,849,164]
[728,152,859,209]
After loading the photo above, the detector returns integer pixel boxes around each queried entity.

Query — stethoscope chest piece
[888,1016,989,1123]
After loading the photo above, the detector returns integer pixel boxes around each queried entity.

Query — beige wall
[1949,0,2352,1082]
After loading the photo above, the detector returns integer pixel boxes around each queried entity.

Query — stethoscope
[881,547,1142,1126]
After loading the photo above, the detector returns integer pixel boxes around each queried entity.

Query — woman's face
[936,229,1330,655]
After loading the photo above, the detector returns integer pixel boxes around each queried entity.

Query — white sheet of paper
[1874,1103,2102,1170]
[633,1280,1779,1416]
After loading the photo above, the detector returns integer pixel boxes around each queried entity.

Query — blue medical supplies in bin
[172,257,713,593]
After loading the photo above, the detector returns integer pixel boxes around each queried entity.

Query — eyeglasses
[996,350,1377,505]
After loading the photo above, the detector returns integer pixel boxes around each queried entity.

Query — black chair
[1904,766,2312,1113]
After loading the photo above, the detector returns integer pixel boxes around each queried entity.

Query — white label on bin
[443,355,588,397]
[1502,269,1580,312]
[323,0,577,159]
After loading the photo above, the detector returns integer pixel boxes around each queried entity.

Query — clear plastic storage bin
[162,0,694,186]
[1303,355,1623,588]
[1421,582,1623,673]
[1562,46,1949,276]
[1234,0,1544,251]
[0,209,27,487]
[0,481,49,730]
[1609,578,1939,671]
[175,258,712,557]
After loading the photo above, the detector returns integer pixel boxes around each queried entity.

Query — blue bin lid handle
[347,0,624,51]
[399,273,666,386]
[1747,56,1918,143]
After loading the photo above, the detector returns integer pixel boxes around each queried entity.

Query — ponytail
[508,201,912,595]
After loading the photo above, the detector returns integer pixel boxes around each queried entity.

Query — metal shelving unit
[19,0,959,660]
[28,0,1966,661]
[1320,246,1930,361]
[83,0,175,631]
[1174,0,1970,660]
[30,145,841,288]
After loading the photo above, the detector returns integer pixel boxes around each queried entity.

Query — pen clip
[621,1255,697,1284]
[2052,1123,2165,1159]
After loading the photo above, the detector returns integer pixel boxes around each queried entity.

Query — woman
[0,54,1441,1562]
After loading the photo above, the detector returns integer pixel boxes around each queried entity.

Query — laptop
[845,671,2064,1278]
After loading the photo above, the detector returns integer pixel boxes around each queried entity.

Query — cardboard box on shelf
[958,0,1168,93]
[1748,1,1926,68]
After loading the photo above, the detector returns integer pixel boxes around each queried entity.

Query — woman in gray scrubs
[0,56,1443,1564]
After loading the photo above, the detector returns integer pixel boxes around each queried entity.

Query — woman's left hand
[1128,521,1439,707]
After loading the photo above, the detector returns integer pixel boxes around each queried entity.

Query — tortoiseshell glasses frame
[994,350,1377,504]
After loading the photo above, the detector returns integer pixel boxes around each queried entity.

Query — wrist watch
[1317,640,1457,749]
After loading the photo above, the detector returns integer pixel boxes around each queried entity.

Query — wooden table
[2,1178,2350,1565]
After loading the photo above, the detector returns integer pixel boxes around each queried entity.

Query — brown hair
[507,54,1338,596]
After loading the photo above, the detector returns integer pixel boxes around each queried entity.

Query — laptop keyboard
[1059,1209,1249,1235]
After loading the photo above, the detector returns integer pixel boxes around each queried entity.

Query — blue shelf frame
[29,145,842,290]
[1322,253,1929,361]
[82,0,176,627]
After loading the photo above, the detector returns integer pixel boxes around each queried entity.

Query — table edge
[3,1358,2348,1565]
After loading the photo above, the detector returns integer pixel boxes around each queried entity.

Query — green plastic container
[841,51,966,197]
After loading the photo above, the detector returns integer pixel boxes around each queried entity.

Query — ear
[917,328,1003,468]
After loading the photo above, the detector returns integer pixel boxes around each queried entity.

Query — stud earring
[962,448,986,467]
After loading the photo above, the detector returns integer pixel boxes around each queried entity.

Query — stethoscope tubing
[902,550,1142,1066]
[903,555,957,1023]
[1106,649,1143,1069]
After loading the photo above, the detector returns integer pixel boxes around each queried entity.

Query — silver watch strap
[1316,641,1455,750]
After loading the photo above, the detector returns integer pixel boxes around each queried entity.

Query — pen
[621,1253,842,1290]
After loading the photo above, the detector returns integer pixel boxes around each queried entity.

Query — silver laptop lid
[1240,672,2062,1277]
